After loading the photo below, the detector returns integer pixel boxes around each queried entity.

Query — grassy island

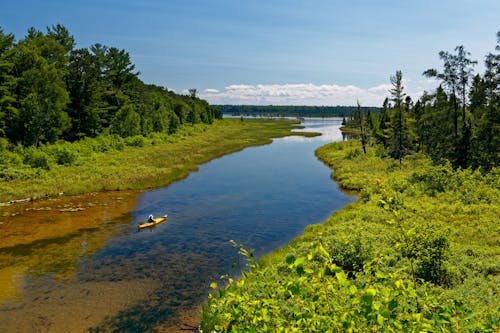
[201,140,499,332]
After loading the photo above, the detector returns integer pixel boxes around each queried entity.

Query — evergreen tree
[387,70,412,163]
[109,103,141,137]
[65,48,104,139]
[374,97,390,146]
[0,28,16,138]
[11,28,70,146]
[469,32,500,169]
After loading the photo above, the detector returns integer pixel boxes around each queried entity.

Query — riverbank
[201,140,499,332]
[338,126,361,134]
[0,119,312,204]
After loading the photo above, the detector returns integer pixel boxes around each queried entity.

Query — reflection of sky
[284,117,344,143]
[224,115,345,143]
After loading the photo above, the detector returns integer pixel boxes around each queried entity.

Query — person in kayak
[148,214,155,222]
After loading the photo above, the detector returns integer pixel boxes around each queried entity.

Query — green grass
[0,119,304,202]
[201,140,499,332]
[339,126,361,133]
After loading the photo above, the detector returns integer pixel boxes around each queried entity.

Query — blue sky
[1,0,498,106]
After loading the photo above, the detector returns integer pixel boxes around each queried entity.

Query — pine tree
[387,70,412,163]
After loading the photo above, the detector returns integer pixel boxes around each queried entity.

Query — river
[0,118,355,332]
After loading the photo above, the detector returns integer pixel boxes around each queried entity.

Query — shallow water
[0,118,355,332]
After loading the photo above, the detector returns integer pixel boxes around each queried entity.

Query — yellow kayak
[138,215,168,230]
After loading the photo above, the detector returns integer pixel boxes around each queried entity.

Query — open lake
[0,118,355,332]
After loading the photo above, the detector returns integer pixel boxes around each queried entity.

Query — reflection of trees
[342,132,360,141]
[0,192,137,303]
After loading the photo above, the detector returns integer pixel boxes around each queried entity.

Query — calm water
[0,118,355,332]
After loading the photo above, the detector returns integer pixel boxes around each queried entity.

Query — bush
[345,147,361,159]
[399,226,451,286]
[43,144,80,165]
[94,135,125,152]
[202,245,480,333]
[408,163,454,196]
[124,135,146,147]
[23,147,54,170]
[325,236,372,274]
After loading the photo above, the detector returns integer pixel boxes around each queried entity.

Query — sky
[1,0,498,106]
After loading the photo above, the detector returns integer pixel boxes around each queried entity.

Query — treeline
[0,24,221,147]
[215,104,379,117]
[347,32,499,170]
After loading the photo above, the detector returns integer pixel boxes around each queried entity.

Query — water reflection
[342,131,360,141]
[0,192,139,331]
[0,118,355,332]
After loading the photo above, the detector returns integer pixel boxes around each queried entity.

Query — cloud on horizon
[199,83,425,106]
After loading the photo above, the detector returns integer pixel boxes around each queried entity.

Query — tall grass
[0,119,303,202]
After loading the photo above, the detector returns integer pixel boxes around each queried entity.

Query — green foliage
[44,143,80,166]
[110,104,141,137]
[0,25,221,151]
[361,34,498,170]
[201,140,499,332]
[202,244,482,332]
[404,229,450,285]
[324,235,372,274]
[124,135,146,147]
[22,146,54,170]
[215,105,379,117]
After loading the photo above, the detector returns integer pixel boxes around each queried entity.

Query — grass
[0,119,305,202]
[201,140,499,332]
[339,126,361,133]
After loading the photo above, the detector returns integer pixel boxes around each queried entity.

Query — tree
[424,46,478,167]
[0,25,223,146]
[423,50,459,139]
[188,88,197,98]
[353,101,368,153]
[109,104,141,137]
[454,46,477,126]
[11,29,70,146]
[387,70,412,163]
[46,24,75,55]
[469,32,500,169]
[65,48,104,139]
[0,28,16,138]
[374,97,391,147]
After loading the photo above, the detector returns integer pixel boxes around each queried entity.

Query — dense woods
[215,104,379,118]
[0,24,221,148]
[345,32,499,170]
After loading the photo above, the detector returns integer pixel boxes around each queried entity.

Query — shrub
[202,245,480,333]
[408,163,454,196]
[325,236,372,274]
[23,147,54,170]
[94,135,125,152]
[400,227,451,286]
[124,135,146,147]
[43,144,80,165]
[345,147,361,159]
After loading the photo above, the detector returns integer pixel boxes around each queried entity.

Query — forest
[215,104,379,118]
[0,24,221,148]
[343,33,499,171]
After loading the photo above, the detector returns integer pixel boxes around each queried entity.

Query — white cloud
[199,83,425,106]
